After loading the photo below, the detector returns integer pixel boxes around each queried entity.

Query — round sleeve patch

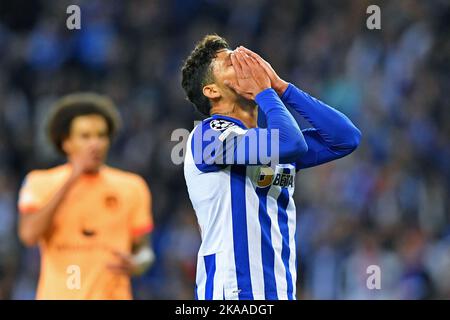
[210,119,235,131]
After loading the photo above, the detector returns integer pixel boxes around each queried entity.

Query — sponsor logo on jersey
[256,166,294,188]
[272,172,294,188]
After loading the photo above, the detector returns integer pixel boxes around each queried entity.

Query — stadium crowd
[0,0,449,299]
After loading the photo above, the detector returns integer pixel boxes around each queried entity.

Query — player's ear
[203,84,220,99]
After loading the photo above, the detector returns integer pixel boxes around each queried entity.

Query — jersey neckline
[209,114,248,129]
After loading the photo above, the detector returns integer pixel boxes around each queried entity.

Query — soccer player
[17,93,155,300]
[181,35,361,300]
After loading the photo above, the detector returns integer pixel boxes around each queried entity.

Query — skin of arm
[107,234,155,276]
[18,159,86,247]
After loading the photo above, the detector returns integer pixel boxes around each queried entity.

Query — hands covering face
[225,46,289,99]
[224,47,271,100]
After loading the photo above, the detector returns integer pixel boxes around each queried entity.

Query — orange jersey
[18,164,153,300]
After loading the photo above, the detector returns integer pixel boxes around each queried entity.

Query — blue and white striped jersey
[184,114,298,300]
[184,84,361,300]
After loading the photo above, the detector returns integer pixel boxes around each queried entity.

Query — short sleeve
[129,176,154,238]
[191,118,249,173]
[18,171,48,214]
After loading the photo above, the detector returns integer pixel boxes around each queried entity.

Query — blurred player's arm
[108,234,155,276]
[240,46,361,169]
[107,177,155,276]
[131,234,155,275]
[18,157,87,247]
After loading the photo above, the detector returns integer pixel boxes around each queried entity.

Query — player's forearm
[255,88,308,162]
[131,235,154,276]
[131,246,155,276]
[281,83,361,150]
[272,79,289,97]
[19,176,76,246]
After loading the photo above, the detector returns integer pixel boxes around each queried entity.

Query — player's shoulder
[192,115,248,144]
[103,166,149,189]
[24,164,70,184]
[201,115,246,132]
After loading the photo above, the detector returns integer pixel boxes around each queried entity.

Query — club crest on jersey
[256,166,294,188]
[105,194,119,210]
[257,166,274,188]
[210,119,235,131]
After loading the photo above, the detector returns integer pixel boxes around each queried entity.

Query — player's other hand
[106,250,137,276]
[69,152,93,181]
[69,146,103,179]
[238,46,289,96]
[225,49,271,100]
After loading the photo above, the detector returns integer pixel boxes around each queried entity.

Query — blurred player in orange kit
[17,93,155,300]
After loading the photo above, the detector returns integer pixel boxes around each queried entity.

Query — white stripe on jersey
[245,171,265,299]
[267,186,288,300]
[195,257,206,300]
[287,197,298,299]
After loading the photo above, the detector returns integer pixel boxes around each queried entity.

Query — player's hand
[224,50,271,100]
[69,151,93,181]
[70,149,95,181]
[106,250,137,276]
[237,46,289,96]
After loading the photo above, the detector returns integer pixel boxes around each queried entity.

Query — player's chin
[86,159,105,173]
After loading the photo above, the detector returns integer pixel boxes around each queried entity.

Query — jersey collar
[210,114,248,129]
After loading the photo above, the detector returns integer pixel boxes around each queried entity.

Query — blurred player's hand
[107,248,155,276]
[106,250,136,276]
[225,50,271,100]
[69,152,94,180]
[70,156,91,178]
[238,46,289,96]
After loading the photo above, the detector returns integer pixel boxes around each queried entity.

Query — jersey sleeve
[191,89,309,173]
[18,171,49,214]
[129,176,154,238]
[190,118,250,173]
[295,128,356,169]
[280,83,361,171]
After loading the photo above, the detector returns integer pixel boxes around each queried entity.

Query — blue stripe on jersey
[230,165,254,300]
[191,123,226,173]
[194,284,198,300]
[204,253,216,300]
[256,186,278,300]
[277,168,294,300]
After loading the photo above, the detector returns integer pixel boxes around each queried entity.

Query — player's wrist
[254,87,274,100]
[273,79,289,96]
[130,247,155,276]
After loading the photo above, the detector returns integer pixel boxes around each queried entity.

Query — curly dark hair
[181,34,230,116]
[47,92,121,155]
